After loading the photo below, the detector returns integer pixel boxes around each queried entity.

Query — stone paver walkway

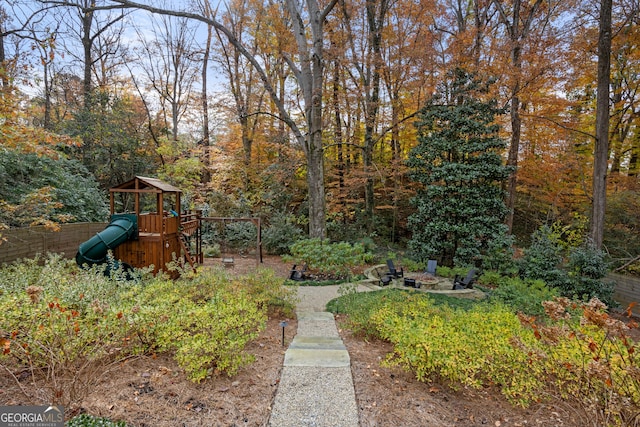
[268,284,377,427]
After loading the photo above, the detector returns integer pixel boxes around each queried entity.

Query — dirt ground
[0,256,600,426]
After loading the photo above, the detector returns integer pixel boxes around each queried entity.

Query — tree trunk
[492,0,544,233]
[201,19,212,184]
[590,0,612,249]
[363,0,388,232]
[629,142,639,178]
[172,98,179,141]
[240,115,252,167]
[82,6,94,109]
[0,24,6,87]
[505,33,522,235]
[81,4,95,165]
[307,130,326,239]
[284,0,331,239]
[307,32,327,239]
[108,0,337,238]
[43,59,51,129]
[505,89,521,233]
[333,60,345,194]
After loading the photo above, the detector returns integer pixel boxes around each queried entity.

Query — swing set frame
[200,217,263,267]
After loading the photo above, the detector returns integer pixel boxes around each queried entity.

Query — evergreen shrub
[488,276,558,317]
[519,225,614,305]
[262,212,304,255]
[283,238,373,276]
[224,221,257,252]
[519,225,569,288]
[407,69,513,267]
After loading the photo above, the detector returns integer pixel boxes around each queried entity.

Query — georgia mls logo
[0,405,64,427]
[43,406,63,419]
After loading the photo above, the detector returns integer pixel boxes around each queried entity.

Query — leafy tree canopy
[0,149,108,229]
[62,90,160,190]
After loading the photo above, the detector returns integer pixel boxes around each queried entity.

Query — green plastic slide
[75,214,137,267]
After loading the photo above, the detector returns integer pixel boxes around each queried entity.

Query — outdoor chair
[426,259,437,276]
[386,259,404,278]
[289,264,307,281]
[452,268,477,290]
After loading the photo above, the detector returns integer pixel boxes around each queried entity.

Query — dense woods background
[1,0,639,273]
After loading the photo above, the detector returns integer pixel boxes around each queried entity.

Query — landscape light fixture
[280,321,288,346]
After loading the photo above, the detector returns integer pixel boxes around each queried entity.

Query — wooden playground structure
[76,176,262,276]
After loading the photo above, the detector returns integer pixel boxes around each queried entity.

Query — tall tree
[134,14,200,142]
[103,0,338,238]
[339,0,390,231]
[30,26,58,130]
[199,0,213,184]
[38,0,130,172]
[407,69,512,266]
[491,0,554,232]
[41,0,127,108]
[211,0,267,188]
[590,0,612,249]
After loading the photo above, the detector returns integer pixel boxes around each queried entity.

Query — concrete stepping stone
[269,311,358,427]
[288,336,346,350]
[285,336,349,367]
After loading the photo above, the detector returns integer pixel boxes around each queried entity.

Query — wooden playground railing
[180,211,203,264]
[181,211,200,237]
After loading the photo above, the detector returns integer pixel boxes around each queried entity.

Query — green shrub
[481,233,517,275]
[519,225,570,288]
[371,298,543,406]
[332,287,640,421]
[327,289,413,337]
[398,257,425,273]
[435,265,453,278]
[328,288,476,337]
[565,243,615,307]
[283,239,373,276]
[67,414,127,427]
[262,213,304,255]
[127,269,268,381]
[357,236,377,253]
[489,276,558,317]
[224,221,257,252]
[520,226,614,306]
[435,265,469,279]
[233,267,297,316]
[171,290,264,381]
[203,243,221,258]
[0,256,284,408]
[519,297,640,424]
[477,270,502,286]
[0,151,108,228]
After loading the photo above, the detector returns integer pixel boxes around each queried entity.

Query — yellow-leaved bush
[367,294,640,419]
[1,256,296,412]
[519,298,640,423]
[124,266,293,382]
[371,297,544,406]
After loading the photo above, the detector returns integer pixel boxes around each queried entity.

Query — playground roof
[110,176,182,194]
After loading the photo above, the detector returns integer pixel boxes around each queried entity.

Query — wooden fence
[1,224,640,309]
[0,223,107,265]
[609,272,640,310]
